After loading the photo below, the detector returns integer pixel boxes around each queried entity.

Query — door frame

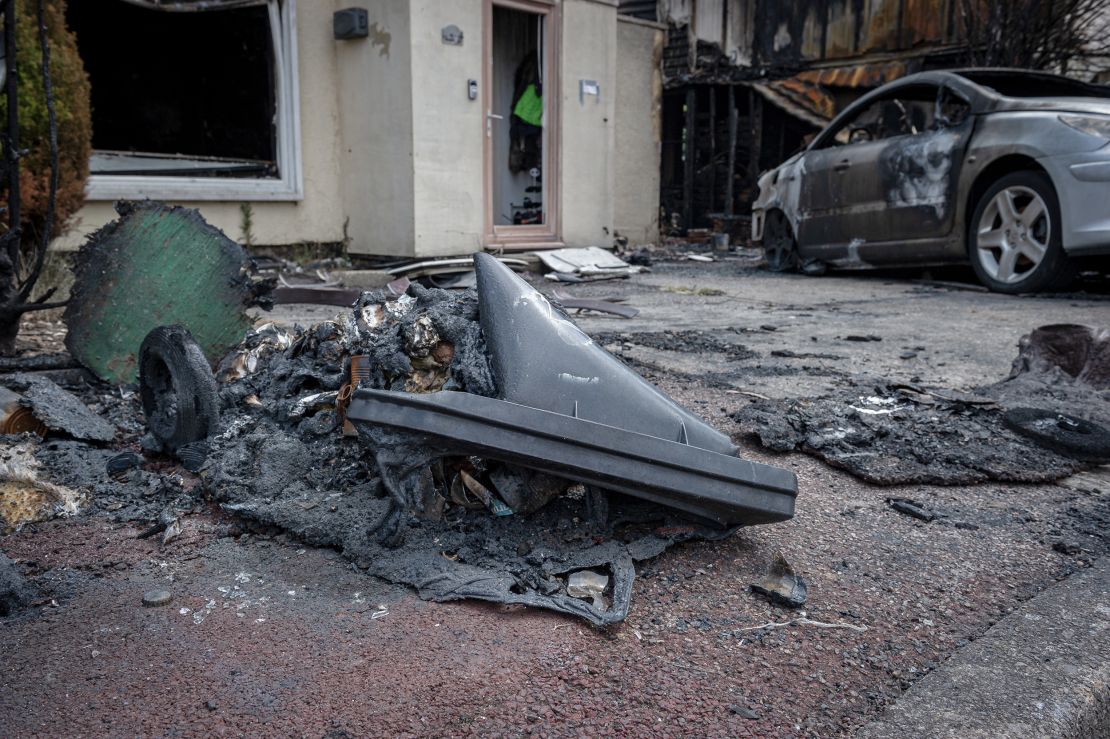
[482,0,561,249]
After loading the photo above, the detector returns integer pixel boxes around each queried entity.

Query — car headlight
[1060,114,1110,140]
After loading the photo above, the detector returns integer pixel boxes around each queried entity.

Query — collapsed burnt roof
[658,0,970,88]
[655,1,973,232]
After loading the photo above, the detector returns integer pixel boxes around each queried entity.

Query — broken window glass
[67,0,279,179]
[936,86,971,129]
[827,85,942,146]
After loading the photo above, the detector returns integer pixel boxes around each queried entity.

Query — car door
[797,84,975,264]
[875,84,974,251]
[798,139,889,254]
[796,96,899,259]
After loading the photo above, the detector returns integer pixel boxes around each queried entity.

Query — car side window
[819,85,944,148]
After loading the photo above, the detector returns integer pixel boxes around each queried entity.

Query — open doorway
[486,1,557,245]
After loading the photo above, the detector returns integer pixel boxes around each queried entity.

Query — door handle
[834,160,851,172]
[486,111,504,137]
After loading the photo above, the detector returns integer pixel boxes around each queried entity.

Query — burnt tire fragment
[106,451,144,478]
[1002,407,1110,464]
[762,211,798,273]
[139,325,219,454]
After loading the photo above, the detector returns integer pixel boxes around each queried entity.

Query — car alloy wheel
[973,185,1051,285]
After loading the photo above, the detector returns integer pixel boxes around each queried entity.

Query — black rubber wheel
[1003,407,1110,463]
[968,171,1075,294]
[763,211,798,273]
[139,325,220,453]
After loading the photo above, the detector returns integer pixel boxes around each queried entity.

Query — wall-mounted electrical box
[334,8,369,40]
[442,25,464,46]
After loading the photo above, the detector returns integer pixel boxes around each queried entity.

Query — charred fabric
[122,253,797,625]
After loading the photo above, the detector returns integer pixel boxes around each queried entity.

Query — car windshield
[956,71,1110,100]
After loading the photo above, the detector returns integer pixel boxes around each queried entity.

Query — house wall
[614,16,663,245]
[407,0,485,257]
[337,0,416,255]
[56,0,347,250]
[559,0,618,246]
[402,0,627,254]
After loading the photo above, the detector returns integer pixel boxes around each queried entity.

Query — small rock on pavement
[751,551,807,608]
[887,498,935,522]
[142,590,172,608]
[0,553,36,617]
[162,518,184,545]
[1053,540,1083,555]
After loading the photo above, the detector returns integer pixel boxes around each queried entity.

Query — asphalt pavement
[2,255,1107,736]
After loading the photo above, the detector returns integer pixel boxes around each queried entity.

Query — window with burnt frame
[68,1,275,177]
[65,0,301,200]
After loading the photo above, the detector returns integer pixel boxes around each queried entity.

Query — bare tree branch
[959,0,1110,78]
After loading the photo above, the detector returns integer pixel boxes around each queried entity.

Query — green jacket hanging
[513,83,543,127]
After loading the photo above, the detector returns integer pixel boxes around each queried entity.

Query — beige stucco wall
[408,0,485,257]
[55,0,347,250]
[557,0,618,247]
[337,0,416,255]
[359,0,626,255]
[614,16,662,245]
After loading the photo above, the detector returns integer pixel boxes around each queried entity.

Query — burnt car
[752,69,1110,293]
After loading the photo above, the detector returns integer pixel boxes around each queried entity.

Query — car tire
[139,325,220,454]
[1003,407,1110,464]
[763,211,798,273]
[968,171,1075,293]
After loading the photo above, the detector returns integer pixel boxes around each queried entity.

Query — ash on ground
[733,324,1110,486]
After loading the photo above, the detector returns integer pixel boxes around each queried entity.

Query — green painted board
[64,202,257,384]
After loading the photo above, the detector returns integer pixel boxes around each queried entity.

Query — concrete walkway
[858,556,1110,738]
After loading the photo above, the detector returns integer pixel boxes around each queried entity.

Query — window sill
[85,174,304,203]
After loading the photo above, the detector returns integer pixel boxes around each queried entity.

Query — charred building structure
[620,0,973,233]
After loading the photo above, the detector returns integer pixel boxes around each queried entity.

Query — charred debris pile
[2,207,796,625]
[174,255,793,625]
[734,324,1110,485]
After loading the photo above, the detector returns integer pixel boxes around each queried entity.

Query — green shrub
[0,0,91,247]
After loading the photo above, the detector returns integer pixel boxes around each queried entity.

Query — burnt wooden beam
[683,87,696,232]
[708,86,716,215]
[726,85,738,216]
[749,88,763,193]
